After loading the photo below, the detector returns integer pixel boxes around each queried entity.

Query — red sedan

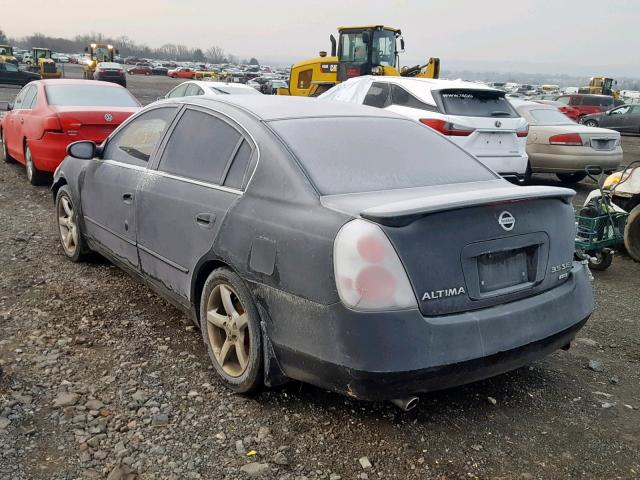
[0,80,140,185]
[168,67,196,79]
[127,65,152,75]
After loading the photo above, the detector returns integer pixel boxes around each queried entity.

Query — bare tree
[206,46,226,63]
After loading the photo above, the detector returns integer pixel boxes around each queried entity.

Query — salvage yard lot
[0,67,639,479]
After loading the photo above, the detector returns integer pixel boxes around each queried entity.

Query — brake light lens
[516,124,529,137]
[549,133,583,146]
[42,116,63,134]
[334,219,417,311]
[419,118,474,136]
[346,67,360,77]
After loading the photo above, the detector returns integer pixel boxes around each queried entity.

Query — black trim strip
[84,216,136,246]
[138,243,189,273]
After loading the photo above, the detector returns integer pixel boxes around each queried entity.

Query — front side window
[3,62,18,73]
[158,109,242,185]
[14,85,35,109]
[45,85,139,107]
[103,107,176,167]
[611,106,630,115]
[22,86,38,109]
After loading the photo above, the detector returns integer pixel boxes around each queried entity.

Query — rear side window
[21,85,37,109]
[269,117,496,195]
[224,140,253,190]
[159,109,241,185]
[184,84,204,96]
[363,83,391,108]
[582,96,613,107]
[437,89,518,118]
[556,96,570,105]
[45,85,139,107]
[390,84,437,111]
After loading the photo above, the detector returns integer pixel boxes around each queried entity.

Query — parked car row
[0,77,600,407]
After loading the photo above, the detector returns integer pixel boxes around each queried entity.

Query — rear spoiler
[359,185,575,226]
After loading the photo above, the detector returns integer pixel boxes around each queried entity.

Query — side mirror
[400,38,405,52]
[0,101,11,112]
[84,47,89,53]
[362,31,371,45]
[67,141,96,160]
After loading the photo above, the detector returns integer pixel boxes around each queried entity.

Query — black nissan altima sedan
[52,96,593,409]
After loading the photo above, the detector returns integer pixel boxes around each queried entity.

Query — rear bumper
[28,132,107,172]
[529,148,623,173]
[264,262,593,401]
[473,154,529,176]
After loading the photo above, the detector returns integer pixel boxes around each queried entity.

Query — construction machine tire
[624,204,640,262]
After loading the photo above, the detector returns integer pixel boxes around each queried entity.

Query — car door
[601,105,630,130]
[136,106,255,302]
[628,105,640,133]
[80,106,178,268]
[0,62,8,85]
[3,85,34,159]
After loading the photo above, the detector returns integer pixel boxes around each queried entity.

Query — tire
[200,268,263,393]
[556,172,588,184]
[586,250,613,271]
[24,144,49,186]
[55,185,90,262]
[522,161,533,185]
[624,204,640,262]
[1,129,15,164]
[584,119,598,127]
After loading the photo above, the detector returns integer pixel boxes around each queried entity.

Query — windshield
[269,117,496,195]
[438,89,518,118]
[0,46,13,55]
[209,86,259,95]
[93,46,112,62]
[99,62,121,69]
[45,85,139,107]
[339,29,397,66]
[339,32,369,62]
[528,108,575,125]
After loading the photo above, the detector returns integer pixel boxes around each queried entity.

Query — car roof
[185,80,256,90]
[34,79,125,87]
[160,95,405,121]
[340,75,499,92]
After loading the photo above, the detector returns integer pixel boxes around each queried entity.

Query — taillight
[549,133,583,146]
[334,219,417,311]
[346,67,360,77]
[43,116,63,134]
[516,124,529,137]
[419,118,474,136]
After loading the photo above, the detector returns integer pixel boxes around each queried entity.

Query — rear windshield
[438,89,518,118]
[528,108,574,125]
[45,84,139,107]
[269,117,497,195]
[208,86,260,95]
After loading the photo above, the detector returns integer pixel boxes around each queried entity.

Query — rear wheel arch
[191,258,235,326]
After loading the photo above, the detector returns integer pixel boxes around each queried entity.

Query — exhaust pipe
[390,396,419,412]
[330,34,337,57]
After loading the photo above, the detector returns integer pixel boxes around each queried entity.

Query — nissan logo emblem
[104,113,113,122]
[495,120,502,128]
[498,211,516,231]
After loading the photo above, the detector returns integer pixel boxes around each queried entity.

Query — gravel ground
[0,67,639,479]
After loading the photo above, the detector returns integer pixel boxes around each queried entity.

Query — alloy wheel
[205,283,250,377]
[57,195,79,256]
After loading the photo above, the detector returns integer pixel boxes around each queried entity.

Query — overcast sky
[3,0,638,75]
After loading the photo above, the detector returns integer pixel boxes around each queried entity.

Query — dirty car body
[53,96,593,401]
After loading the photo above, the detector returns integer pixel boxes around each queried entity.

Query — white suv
[319,76,529,182]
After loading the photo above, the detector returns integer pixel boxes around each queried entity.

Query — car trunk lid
[50,106,136,141]
[323,181,576,316]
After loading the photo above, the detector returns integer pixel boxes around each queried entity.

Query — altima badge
[498,211,515,231]
[104,113,113,122]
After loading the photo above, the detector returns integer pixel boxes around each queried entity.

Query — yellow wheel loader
[28,48,62,79]
[579,77,620,100]
[0,45,18,66]
[278,25,440,97]
[83,43,118,79]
